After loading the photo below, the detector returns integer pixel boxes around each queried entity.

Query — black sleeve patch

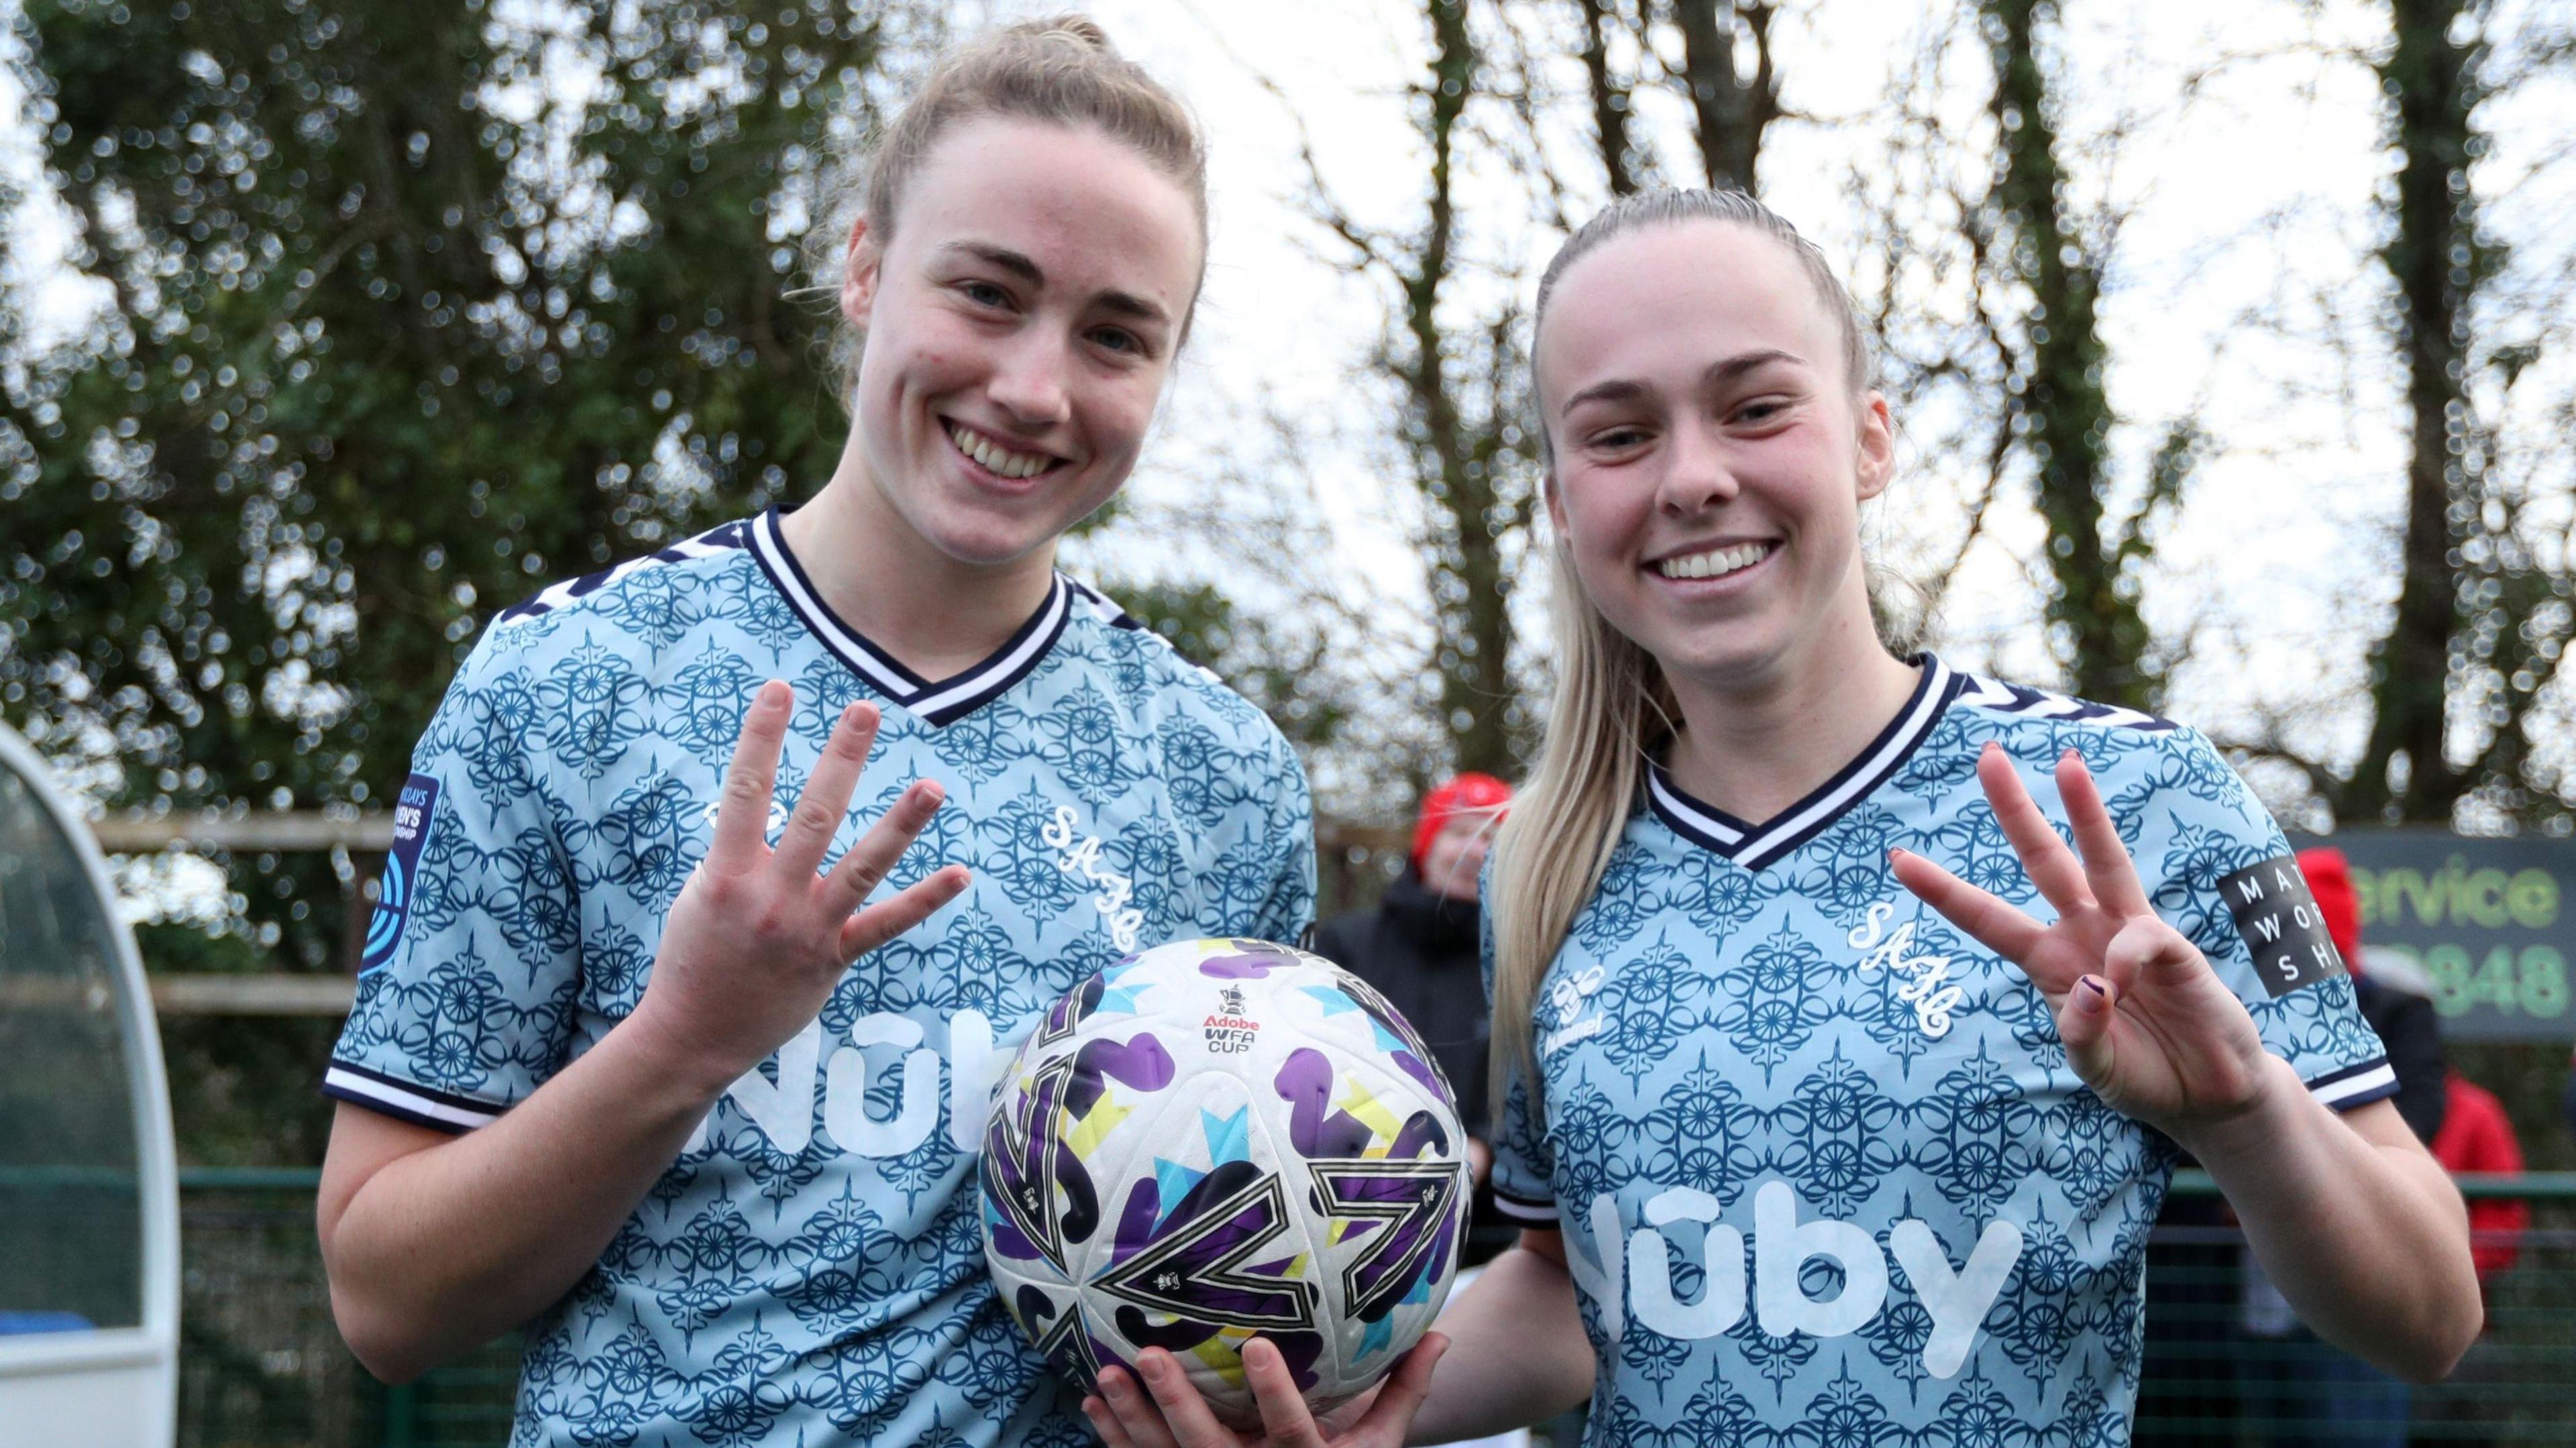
[2218,854,2347,997]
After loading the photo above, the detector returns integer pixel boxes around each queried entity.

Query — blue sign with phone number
[2291,830,2571,1041]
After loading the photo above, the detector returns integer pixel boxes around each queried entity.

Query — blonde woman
[317,19,1316,1448]
[1087,190,2477,1448]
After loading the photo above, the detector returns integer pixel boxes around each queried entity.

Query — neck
[780,430,1061,679]
[1661,606,1921,824]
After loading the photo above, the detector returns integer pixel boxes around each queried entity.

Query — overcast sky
[1030,0,2575,819]
[7,0,2573,822]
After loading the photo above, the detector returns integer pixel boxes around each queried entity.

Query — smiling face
[840,116,1203,568]
[1536,220,1894,693]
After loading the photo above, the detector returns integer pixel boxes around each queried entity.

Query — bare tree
[1668,0,1782,192]
[2339,0,2504,823]
[1976,0,2177,711]
[1281,0,1544,779]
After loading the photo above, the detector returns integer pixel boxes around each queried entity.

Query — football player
[1085,190,2479,1448]
[315,18,1316,1448]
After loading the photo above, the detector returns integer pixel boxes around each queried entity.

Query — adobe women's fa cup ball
[981,938,1468,1426]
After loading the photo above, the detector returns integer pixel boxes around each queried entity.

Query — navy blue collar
[1648,654,1961,871]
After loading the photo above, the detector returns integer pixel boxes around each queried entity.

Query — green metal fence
[175,1170,517,1448]
[174,1170,2576,1448]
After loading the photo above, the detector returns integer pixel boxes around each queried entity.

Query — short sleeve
[1480,868,1560,1227]
[324,630,584,1131]
[2126,727,2394,1112]
[1244,733,1317,947]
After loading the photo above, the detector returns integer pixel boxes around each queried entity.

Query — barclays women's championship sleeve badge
[362,774,442,972]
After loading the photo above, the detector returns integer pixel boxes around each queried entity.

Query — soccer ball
[981,937,1468,1427]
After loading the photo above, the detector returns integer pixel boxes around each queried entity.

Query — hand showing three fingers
[629,679,971,1093]
[1889,742,2273,1139]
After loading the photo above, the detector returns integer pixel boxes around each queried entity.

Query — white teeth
[947,423,1054,480]
[1656,542,1772,580]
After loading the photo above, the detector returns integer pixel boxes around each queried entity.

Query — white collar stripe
[1647,772,1747,846]
[747,508,1073,726]
[1733,657,1956,869]
[906,577,1069,720]
[1652,655,1960,870]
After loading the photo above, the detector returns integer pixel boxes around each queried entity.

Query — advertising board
[2291,830,2573,1041]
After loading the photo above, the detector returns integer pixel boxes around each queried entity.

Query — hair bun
[1023,13,1114,52]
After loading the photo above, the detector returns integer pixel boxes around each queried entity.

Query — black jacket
[1314,867,1492,1137]
[1313,867,1515,1264]
[2353,973,2447,1145]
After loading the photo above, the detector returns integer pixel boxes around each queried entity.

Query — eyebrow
[1556,347,1809,418]
[943,241,1173,328]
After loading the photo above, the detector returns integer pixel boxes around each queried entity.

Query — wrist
[2168,1053,2306,1164]
[616,994,746,1105]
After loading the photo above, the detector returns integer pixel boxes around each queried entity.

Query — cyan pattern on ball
[327,510,1315,1448]
[1488,659,2392,1447]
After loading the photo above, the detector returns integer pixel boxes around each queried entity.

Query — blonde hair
[1490,190,1874,1121]
[808,15,1210,396]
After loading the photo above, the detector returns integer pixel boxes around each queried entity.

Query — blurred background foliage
[1,0,2573,1175]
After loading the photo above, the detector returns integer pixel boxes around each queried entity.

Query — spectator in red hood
[2419,1016,2528,1445]
[2433,1073,2527,1288]
[1313,773,1513,1264]
[2237,848,2455,1446]
[2298,847,2448,1141]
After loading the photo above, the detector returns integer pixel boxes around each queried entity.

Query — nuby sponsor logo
[1561,1182,2023,1379]
[684,1009,1018,1159]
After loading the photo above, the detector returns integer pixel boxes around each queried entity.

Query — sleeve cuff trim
[323,1061,504,1132]
[1491,1190,1560,1224]
[2306,1058,2398,1111]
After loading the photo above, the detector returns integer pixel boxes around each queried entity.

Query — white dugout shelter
[0,722,180,1446]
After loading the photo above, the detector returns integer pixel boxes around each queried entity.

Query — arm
[1403,1230,1593,1445]
[2371,987,2449,1144]
[1083,1230,1591,1448]
[1891,743,2481,1384]
[318,1025,732,1380]
[2182,1075,2473,1378]
[319,686,965,1381]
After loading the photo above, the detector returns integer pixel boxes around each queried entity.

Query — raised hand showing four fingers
[627,679,971,1092]
[1888,742,2273,1137]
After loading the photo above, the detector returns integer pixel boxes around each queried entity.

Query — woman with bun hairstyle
[1086,190,2478,1448]
[316,19,1323,1448]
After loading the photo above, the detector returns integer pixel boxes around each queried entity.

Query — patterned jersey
[1486,656,2392,1447]
[325,508,1316,1448]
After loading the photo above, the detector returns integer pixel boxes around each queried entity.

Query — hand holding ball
[981,938,1468,1429]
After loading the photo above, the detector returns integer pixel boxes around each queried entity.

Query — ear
[841,215,882,327]
[1853,390,1895,502]
[1543,467,1570,539]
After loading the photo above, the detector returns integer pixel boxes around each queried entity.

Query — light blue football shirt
[325,508,1316,1448]
[1487,656,2392,1446]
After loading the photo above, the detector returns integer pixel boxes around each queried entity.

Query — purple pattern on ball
[1275,1048,1375,1159]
